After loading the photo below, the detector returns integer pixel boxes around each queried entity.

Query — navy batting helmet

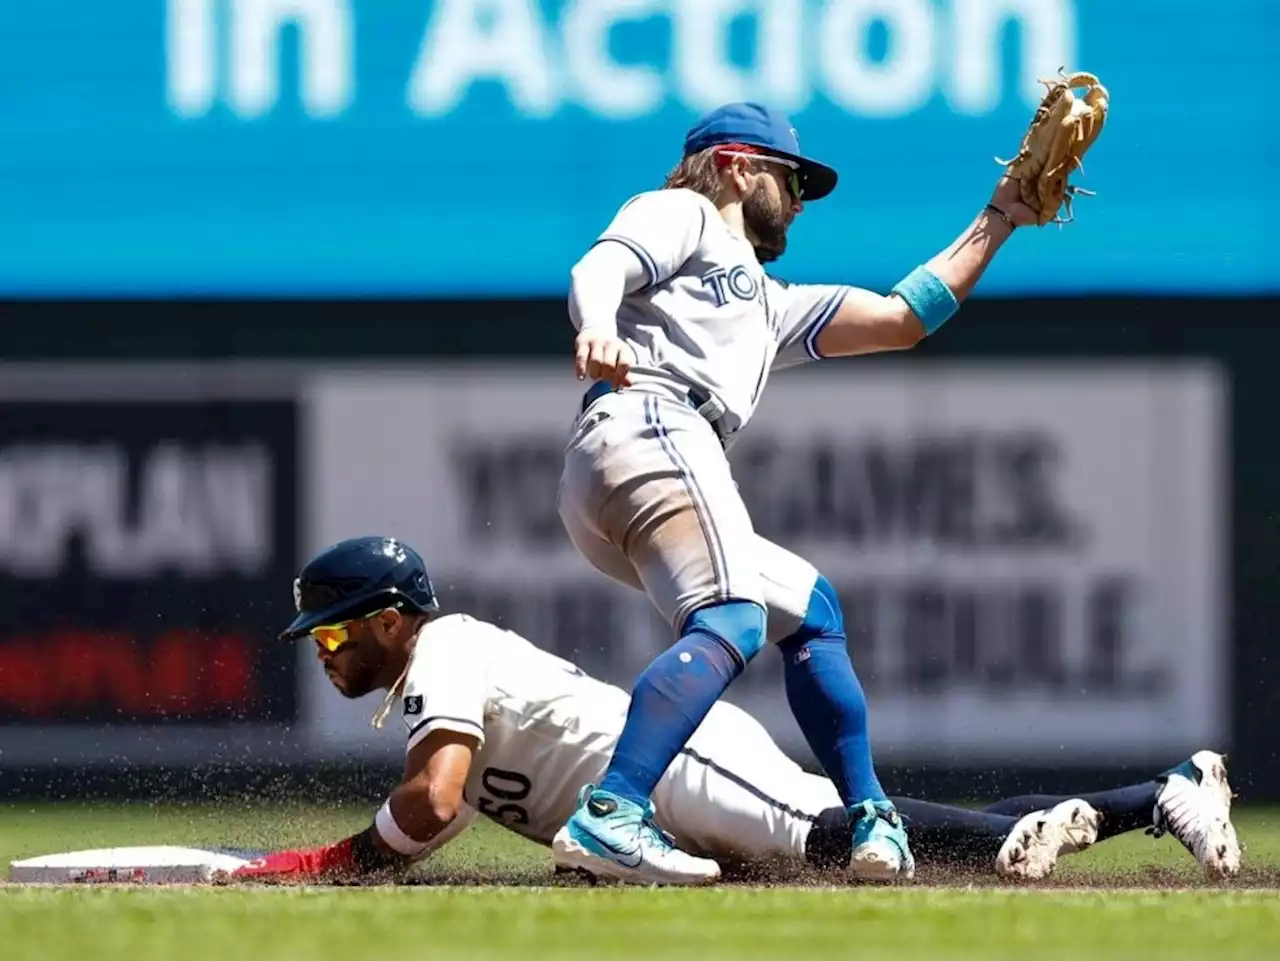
[280,536,439,641]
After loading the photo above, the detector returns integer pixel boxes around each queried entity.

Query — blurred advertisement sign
[0,371,302,766]
[304,362,1228,765]
[0,400,298,724]
[0,2,1273,295]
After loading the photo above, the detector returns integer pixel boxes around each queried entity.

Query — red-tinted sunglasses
[715,145,803,201]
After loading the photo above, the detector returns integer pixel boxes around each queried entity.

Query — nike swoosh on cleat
[594,836,643,868]
[587,798,616,818]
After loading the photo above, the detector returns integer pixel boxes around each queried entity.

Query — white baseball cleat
[996,798,1101,880]
[551,785,721,886]
[1150,750,1241,880]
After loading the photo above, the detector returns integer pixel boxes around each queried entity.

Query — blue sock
[598,600,766,806]
[777,575,887,808]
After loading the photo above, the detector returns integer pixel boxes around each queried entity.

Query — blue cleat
[551,785,721,886]
[850,799,915,881]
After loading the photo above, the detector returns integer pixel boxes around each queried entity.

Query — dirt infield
[388,862,1280,891]
[6,864,1280,891]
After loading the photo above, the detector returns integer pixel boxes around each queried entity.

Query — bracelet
[984,203,1017,232]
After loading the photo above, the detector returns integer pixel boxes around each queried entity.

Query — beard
[327,643,384,699]
[743,183,789,264]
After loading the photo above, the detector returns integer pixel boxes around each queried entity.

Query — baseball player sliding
[554,89,1109,884]
[228,538,1238,886]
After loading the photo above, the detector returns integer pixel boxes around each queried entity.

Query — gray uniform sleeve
[595,189,708,288]
[769,278,852,370]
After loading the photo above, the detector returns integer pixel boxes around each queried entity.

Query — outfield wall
[299,362,1226,768]
[0,296,1273,799]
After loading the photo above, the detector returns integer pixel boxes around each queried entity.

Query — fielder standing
[554,102,1046,885]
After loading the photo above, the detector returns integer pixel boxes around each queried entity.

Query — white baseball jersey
[587,187,850,438]
[399,613,839,864]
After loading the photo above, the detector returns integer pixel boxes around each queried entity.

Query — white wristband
[375,800,430,858]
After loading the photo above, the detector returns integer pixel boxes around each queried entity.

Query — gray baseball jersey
[589,187,850,438]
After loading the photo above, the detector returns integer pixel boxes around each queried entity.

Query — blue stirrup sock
[777,575,887,808]
[598,600,767,806]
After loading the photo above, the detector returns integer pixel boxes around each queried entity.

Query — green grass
[2,802,1278,961]
[4,887,1279,961]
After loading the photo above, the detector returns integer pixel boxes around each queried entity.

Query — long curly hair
[660,146,724,200]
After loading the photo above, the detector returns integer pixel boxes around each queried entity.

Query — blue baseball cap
[683,102,838,201]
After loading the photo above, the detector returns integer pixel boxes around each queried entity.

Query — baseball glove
[998,70,1109,226]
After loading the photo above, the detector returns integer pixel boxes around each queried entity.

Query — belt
[580,381,729,445]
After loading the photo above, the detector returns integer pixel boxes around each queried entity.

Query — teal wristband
[891,265,959,335]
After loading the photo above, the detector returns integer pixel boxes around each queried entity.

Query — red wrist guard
[234,837,358,880]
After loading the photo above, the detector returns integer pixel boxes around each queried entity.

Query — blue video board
[0,1,1273,296]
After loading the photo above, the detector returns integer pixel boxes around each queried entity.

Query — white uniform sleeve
[400,626,487,753]
[769,278,852,370]
[594,189,708,288]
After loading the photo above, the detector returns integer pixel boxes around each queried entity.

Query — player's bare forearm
[923,203,1017,302]
[376,730,477,845]
[385,742,472,842]
[814,185,1028,359]
[280,733,478,883]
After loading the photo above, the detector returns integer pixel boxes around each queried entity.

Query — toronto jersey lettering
[594,188,852,435]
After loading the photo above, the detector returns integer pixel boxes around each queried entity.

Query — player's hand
[574,330,636,388]
[228,839,357,883]
[231,849,320,881]
[988,176,1040,230]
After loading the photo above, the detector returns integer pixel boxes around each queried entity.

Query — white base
[9,845,261,884]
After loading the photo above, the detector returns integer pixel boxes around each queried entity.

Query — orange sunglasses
[310,609,390,653]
